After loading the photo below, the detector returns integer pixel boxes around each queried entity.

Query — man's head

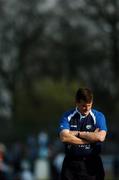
[75,87,93,116]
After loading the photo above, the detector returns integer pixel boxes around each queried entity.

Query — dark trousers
[60,155,105,180]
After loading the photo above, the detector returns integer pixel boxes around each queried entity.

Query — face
[76,100,93,116]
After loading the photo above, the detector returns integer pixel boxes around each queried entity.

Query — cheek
[87,106,92,110]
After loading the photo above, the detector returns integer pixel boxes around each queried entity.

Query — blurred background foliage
[0,0,119,153]
[15,78,79,139]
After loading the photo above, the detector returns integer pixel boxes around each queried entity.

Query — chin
[83,112,89,116]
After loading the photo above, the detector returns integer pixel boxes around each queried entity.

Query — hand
[94,128,100,132]
[69,131,79,137]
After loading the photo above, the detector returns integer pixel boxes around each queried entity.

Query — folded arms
[60,128,107,145]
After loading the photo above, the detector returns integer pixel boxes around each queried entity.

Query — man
[59,87,107,180]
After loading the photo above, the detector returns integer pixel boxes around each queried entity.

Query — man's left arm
[79,128,107,142]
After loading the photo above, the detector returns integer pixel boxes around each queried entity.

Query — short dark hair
[75,87,93,103]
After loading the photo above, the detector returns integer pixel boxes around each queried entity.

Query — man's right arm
[60,129,89,145]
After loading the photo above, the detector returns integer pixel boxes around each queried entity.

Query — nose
[83,106,88,111]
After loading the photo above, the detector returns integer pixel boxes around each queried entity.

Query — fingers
[94,128,100,132]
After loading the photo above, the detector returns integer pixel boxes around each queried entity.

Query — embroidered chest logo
[86,124,92,130]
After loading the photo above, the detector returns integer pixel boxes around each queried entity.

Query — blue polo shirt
[59,108,107,156]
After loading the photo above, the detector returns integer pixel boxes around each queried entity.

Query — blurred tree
[0,0,118,143]
[0,0,49,139]
[76,0,119,134]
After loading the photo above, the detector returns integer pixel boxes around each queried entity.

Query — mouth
[82,111,89,115]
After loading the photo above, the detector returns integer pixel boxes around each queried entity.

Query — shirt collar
[75,107,91,119]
